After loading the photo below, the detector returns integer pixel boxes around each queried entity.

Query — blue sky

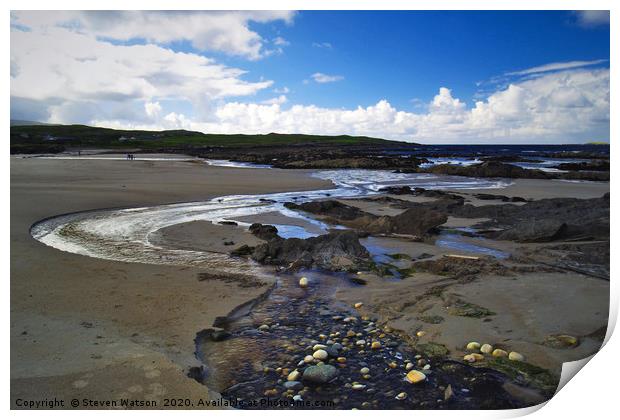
[10,10,610,143]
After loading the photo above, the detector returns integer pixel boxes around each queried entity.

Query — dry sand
[10,156,332,409]
[10,155,610,407]
[333,180,609,377]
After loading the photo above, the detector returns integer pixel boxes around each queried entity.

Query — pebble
[395,392,407,400]
[354,302,363,309]
[492,349,508,358]
[337,357,347,363]
[293,395,303,402]
[416,331,426,337]
[264,389,278,397]
[352,384,366,390]
[371,341,381,349]
[508,351,525,361]
[287,370,301,381]
[471,353,484,361]
[423,364,431,370]
[444,384,453,401]
[299,277,309,288]
[258,324,270,331]
[360,367,370,375]
[466,341,481,351]
[388,361,398,369]
[405,370,426,384]
[463,354,477,363]
[480,344,493,354]
[284,381,303,391]
[312,344,327,351]
[303,355,314,363]
[355,340,366,346]
[312,349,328,360]
[405,362,414,371]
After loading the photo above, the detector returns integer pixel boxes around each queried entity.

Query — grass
[11,123,404,153]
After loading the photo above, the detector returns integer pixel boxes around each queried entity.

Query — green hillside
[10,124,405,154]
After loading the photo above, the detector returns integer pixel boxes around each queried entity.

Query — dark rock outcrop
[284,200,366,221]
[554,160,609,172]
[246,226,370,271]
[248,223,279,241]
[493,220,567,242]
[285,200,447,237]
[426,161,550,179]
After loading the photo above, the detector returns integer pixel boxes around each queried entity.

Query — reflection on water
[31,165,511,270]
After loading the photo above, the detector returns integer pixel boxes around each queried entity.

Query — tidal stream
[30,160,535,409]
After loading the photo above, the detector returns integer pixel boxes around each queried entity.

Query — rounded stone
[287,370,301,381]
[466,342,481,351]
[360,367,370,375]
[480,344,493,354]
[299,277,309,288]
[284,381,303,391]
[302,365,338,384]
[492,349,508,358]
[405,370,426,384]
[304,355,315,363]
[371,341,382,350]
[313,349,328,360]
[508,351,525,361]
[463,354,477,363]
[395,392,408,400]
[354,302,363,309]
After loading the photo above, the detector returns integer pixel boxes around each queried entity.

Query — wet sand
[11,155,610,408]
[10,156,332,408]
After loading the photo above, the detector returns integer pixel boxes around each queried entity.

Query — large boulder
[494,220,567,242]
[250,229,370,271]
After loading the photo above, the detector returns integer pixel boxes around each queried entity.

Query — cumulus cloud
[170,68,607,144]
[11,10,294,60]
[10,24,273,125]
[310,72,344,83]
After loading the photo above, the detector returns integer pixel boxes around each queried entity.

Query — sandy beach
[10,154,610,409]
[10,156,332,408]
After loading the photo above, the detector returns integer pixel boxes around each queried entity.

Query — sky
[10,10,610,144]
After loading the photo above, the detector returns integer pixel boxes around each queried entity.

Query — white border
[4,1,617,419]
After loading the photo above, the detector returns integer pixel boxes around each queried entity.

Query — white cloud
[261,95,288,105]
[506,59,607,76]
[311,72,344,83]
[144,101,162,118]
[168,68,607,144]
[10,26,273,124]
[11,10,294,60]
[312,42,333,49]
[575,10,610,27]
[273,37,290,47]
[274,87,290,94]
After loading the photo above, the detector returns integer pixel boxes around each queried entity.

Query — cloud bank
[10,11,610,144]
